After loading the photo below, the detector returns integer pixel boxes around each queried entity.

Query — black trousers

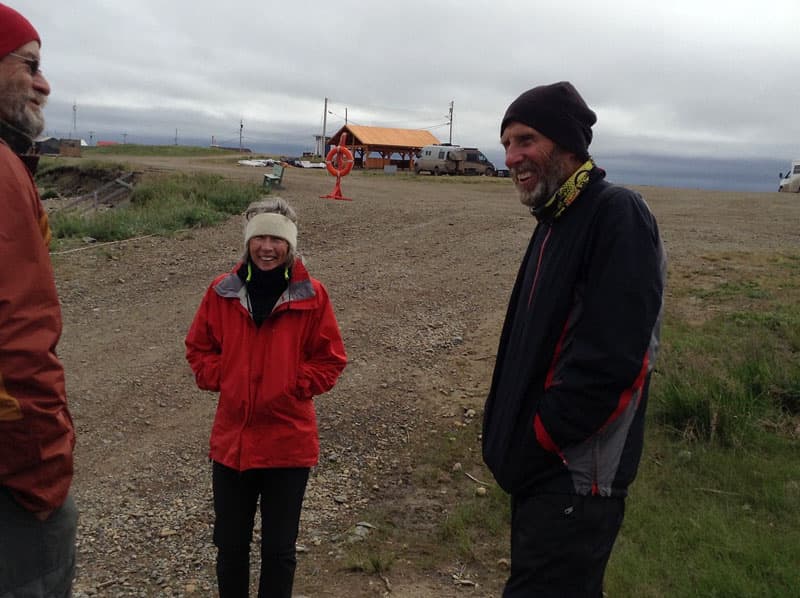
[503,493,625,598]
[212,461,310,598]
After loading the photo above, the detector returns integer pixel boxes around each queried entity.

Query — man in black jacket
[482,81,666,597]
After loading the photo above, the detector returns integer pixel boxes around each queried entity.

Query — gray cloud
[14,0,800,190]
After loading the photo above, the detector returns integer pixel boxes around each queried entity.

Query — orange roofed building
[327,124,439,171]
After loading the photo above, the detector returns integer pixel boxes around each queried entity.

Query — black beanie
[500,81,597,159]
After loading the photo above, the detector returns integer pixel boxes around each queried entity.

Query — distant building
[59,139,81,157]
[326,125,440,170]
[35,137,82,157]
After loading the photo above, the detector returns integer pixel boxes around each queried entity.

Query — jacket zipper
[527,224,552,308]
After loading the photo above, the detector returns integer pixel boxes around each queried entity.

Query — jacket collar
[532,162,606,223]
[0,121,39,175]
[214,258,316,308]
[0,119,35,155]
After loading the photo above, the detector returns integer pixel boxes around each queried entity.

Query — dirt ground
[48,157,800,597]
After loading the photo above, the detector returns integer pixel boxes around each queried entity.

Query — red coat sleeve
[185,286,223,392]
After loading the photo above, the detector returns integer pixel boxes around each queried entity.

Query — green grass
[36,157,127,177]
[611,253,800,594]
[82,144,242,157]
[606,429,800,596]
[49,172,262,241]
[344,548,396,574]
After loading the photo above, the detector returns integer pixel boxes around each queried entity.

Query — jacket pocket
[497,398,563,494]
[0,421,41,475]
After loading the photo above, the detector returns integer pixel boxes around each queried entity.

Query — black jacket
[482,172,666,497]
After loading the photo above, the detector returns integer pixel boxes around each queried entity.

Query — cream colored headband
[244,213,297,251]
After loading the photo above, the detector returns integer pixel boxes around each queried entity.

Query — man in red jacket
[0,4,77,596]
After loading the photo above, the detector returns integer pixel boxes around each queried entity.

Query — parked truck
[778,160,800,192]
[414,144,496,176]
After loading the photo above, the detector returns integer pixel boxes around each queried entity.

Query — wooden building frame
[327,124,440,171]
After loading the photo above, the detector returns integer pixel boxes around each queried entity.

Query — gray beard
[14,104,46,139]
[0,92,46,140]
[517,169,563,209]
[512,150,568,209]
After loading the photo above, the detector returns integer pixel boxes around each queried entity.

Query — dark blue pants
[212,462,309,598]
[503,493,625,598]
[0,487,77,598]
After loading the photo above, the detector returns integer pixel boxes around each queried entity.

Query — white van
[778,160,800,192]
[414,144,496,176]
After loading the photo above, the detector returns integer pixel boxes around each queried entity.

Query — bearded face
[510,146,570,209]
[0,75,47,138]
[0,43,49,140]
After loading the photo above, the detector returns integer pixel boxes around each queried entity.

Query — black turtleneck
[237,261,289,327]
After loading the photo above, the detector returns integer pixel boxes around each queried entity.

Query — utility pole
[239,120,243,151]
[89,130,94,146]
[321,97,328,157]
[122,132,127,144]
[345,107,348,125]
[72,101,77,139]
[175,128,178,145]
[448,100,454,145]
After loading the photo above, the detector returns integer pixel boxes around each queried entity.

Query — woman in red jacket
[185,198,347,598]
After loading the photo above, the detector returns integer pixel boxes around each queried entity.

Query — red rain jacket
[185,259,346,471]
[0,139,75,512]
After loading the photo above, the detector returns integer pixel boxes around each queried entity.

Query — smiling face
[501,121,576,209]
[248,234,289,271]
[0,40,50,138]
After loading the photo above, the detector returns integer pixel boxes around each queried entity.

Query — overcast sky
[14,0,800,190]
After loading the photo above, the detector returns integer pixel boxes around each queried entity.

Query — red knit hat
[0,3,40,58]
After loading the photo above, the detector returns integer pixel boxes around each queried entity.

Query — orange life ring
[325,146,354,177]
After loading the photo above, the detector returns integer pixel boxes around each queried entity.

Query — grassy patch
[344,548,396,574]
[82,144,241,157]
[606,429,800,596]
[49,172,262,241]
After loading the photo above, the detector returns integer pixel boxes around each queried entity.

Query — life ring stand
[325,145,355,177]
[320,132,354,201]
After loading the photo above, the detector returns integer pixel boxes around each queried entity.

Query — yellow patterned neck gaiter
[534,158,595,220]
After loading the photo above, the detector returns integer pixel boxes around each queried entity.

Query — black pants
[212,461,310,598]
[503,493,625,598]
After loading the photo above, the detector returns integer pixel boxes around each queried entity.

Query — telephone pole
[321,97,328,156]
[239,120,243,151]
[448,100,454,145]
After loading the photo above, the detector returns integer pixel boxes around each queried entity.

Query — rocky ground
[47,157,800,597]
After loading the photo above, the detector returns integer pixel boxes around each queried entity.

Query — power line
[325,98,445,124]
